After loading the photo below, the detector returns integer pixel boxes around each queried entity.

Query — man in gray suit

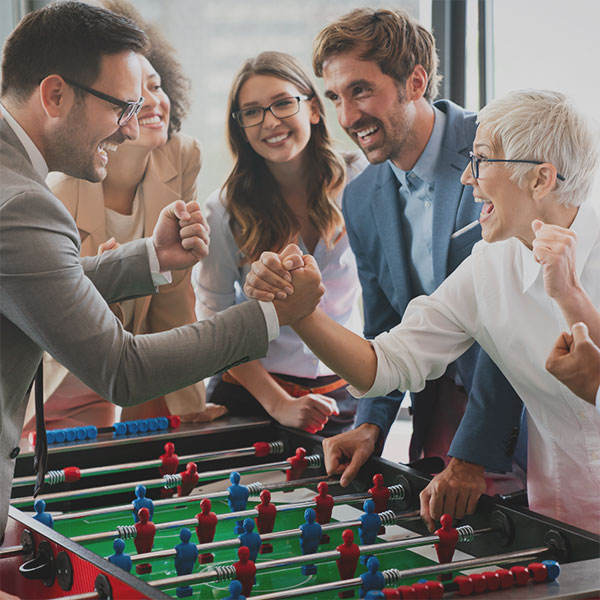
[0,0,321,543]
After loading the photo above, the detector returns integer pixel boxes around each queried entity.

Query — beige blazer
[27,133,206,423]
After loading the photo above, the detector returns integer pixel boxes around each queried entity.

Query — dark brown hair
[313,8,441,102]
[224,51,347,262]
[1,0,147,101]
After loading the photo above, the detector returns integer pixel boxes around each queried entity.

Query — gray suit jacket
[0,118,268,536]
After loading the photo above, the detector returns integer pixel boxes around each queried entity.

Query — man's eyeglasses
[469,152,566,181]
[232,95,312,128]
[63,77,144,126]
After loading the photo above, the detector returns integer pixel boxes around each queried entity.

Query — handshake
[243,244,325,326]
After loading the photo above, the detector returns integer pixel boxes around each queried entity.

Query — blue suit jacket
[342,100,523,472]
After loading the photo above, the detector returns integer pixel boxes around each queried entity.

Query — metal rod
[12,443,282,487]
[248,546,550,600]
[152,541,541,592]
[48,593,99,600]
[10,454,321,507]
[147,519,484,583]
[0,544,25,559]
[52,474,336,522]
[129,509,421,563]
[75,490,371,546]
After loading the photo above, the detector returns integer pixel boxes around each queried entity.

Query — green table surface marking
[54,497,441,598]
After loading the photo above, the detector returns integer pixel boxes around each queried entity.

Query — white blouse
[356,201,600,533]
[193,159,365,379]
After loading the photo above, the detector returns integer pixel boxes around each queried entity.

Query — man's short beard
[44,97,104,182]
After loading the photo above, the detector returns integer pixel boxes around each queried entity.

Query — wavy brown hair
[100,0,190,136]
[224,51,348,263]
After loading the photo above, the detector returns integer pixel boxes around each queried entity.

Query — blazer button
[9,447,20,459]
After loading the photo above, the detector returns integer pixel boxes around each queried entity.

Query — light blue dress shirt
[388,107,446,296]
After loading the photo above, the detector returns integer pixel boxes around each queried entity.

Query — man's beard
[44,100,122,182]
[353,89,416,165]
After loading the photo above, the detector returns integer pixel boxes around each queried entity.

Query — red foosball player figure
[178,462,199,497]
[134,507,156,574]
[159,442,179,498]
[435,513,459,581]
[195,498,218,563]
[336,529,361,599]
[314,481,335,544]
[256,489,277,554]
[369,474,390,534]
[285,447,308,482]
[233,545,256,597]
[435,513,458,563]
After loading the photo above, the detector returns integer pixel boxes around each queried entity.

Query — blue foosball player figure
[239,517,262,562]
[174,528,199,598]
[108,538,132,572]
[228,471,249,535]
[360,556,385,598]
[32,499,53,529]
[225,579,246,600]
[299,508,322,575]
[359,499,381,565]
[132,484,154,523]
[364,592,385,600]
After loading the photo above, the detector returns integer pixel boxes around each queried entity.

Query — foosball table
[2,417,599,599]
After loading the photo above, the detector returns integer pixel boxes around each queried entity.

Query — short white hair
[478,89,599,206]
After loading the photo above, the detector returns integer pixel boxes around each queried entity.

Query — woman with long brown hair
[193,51,365,435]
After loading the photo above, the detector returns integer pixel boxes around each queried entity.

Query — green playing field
[53,494,439,598]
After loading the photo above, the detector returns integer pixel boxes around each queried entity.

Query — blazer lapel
[431,148,470,284]
[372,164,413,312]
[132,146,180,334]
[430,102,474,286]
[140,146,180,237]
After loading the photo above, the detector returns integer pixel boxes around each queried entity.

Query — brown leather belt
[221,371,348,397]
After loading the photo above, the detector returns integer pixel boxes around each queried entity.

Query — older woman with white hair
[245,89,600,534]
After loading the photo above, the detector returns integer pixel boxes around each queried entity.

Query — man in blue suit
[311,8,525,529]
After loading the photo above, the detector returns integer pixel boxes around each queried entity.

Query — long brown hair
[224,51,347,262]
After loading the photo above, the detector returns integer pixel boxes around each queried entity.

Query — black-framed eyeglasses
[232,95,312,128]
[62,77,144,126]
[469,152,566,181]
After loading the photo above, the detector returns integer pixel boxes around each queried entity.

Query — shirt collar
[0,101,49,179]
[521,202,600,293]
[388,105,446,189]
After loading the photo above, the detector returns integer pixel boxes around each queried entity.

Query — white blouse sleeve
[192,189,244,319]
[355,251,482,398]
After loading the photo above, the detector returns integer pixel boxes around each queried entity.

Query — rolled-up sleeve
[350,256,480,399]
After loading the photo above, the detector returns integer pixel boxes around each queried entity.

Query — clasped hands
[243,244,325,326]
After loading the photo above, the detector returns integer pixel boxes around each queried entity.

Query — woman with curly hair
[22,0,225,434]
[193,51,365,435]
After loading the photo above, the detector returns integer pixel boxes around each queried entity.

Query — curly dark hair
[100,0,190,136]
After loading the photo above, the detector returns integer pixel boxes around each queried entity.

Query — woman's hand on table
[270,393,338,433]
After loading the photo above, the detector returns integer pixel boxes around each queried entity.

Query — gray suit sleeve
[80,239,157,303]
[0,190,268,406]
